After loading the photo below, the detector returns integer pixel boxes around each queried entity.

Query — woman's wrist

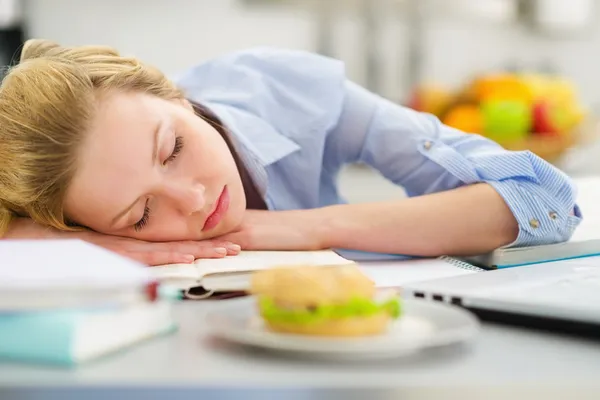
[312,205,357,250]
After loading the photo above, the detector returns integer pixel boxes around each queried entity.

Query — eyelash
[134,136,184,232]
[134,201,150,232]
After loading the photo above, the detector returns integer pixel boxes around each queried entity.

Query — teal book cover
[0,302,176,366]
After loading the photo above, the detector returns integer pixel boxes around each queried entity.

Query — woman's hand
[217,210,327,251]
[4,218,241,266]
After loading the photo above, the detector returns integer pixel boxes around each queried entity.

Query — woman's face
[64,91,246,241]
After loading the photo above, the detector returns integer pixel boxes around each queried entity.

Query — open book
[150,250,353,297]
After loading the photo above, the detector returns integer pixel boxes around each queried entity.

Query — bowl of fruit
[408,73,593,163]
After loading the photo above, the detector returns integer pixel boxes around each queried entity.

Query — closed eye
[165,136,184,164]
[134,200,150,232]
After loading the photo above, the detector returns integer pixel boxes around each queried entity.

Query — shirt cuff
[487,179,582,248]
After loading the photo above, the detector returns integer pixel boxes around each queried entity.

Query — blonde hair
[0,39,184,236]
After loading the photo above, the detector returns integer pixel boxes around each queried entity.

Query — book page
[150,250,352,282]
[198,250,352,275]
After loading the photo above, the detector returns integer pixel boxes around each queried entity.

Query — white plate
[206,298,480,360]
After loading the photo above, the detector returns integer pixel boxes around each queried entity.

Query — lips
[202,186,230,231]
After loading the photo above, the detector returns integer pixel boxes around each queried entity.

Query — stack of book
[0,239,177,366]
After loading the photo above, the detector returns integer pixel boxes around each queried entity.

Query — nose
[165,181,206,216]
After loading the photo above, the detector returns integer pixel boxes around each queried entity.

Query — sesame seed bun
[250,265,399,337]
[250,264,375,307]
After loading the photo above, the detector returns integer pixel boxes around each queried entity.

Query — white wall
[23,0,600,107]
[24,0,315,74]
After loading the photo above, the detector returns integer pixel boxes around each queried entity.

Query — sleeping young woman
[0,39,582,265]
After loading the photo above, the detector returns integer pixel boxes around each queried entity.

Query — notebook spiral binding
[439,256,486,272]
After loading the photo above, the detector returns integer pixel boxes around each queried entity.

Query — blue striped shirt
[174,47,582,256]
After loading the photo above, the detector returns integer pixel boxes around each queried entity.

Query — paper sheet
[0,239,152,290]
[359,258,478,288]
[570,176,600,242]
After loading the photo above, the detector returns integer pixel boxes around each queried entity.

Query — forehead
[85,92,161,159]
[64,92,163,226]
[80,92,162,180]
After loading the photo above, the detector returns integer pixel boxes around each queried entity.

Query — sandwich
[249,264,401,337]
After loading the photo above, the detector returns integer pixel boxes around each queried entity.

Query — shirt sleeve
[328,80,582,247]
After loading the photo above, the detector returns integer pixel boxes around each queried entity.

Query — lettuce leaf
[258,296,401,325]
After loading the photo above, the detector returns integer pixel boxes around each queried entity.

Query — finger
[161,240,241,257]
[169,243,232,258]
[205,240,241,255]
[122,251,195,266]
[80,234,239,260]
[217,233,249,249]
[190,246,231,259]
[147,247,233,266]
[189,240,241,255]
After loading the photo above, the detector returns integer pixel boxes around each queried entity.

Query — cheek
[64,172,137,232]
[186,132,236,179]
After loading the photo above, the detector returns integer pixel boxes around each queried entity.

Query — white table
[3,177,600,399]
[1,299,600,400]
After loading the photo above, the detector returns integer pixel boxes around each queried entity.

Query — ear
[180,98,195,112]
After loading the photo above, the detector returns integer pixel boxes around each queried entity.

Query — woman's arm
[222,184,516,257]
[317,183,518,257]
[322,81,581,252]
[207,48,580,256]
[221,81,581,256]
[4,218,240,265]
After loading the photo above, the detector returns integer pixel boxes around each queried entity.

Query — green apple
[481,100,532,143]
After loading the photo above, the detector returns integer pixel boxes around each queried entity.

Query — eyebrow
[110,196,141,228]
[152,119,163,166]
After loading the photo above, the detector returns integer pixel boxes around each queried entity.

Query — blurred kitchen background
[1,0,599,202]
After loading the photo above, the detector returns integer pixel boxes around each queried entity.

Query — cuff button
[529,218,540,229]
[549,211,558,220]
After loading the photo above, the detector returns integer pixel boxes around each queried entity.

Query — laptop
[402,256,600,336]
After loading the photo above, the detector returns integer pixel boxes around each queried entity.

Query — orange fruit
[472,74,533,104]
[442,104,484,134]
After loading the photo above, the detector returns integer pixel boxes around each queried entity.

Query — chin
[200,195,245,240]
[221,198,246,233]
